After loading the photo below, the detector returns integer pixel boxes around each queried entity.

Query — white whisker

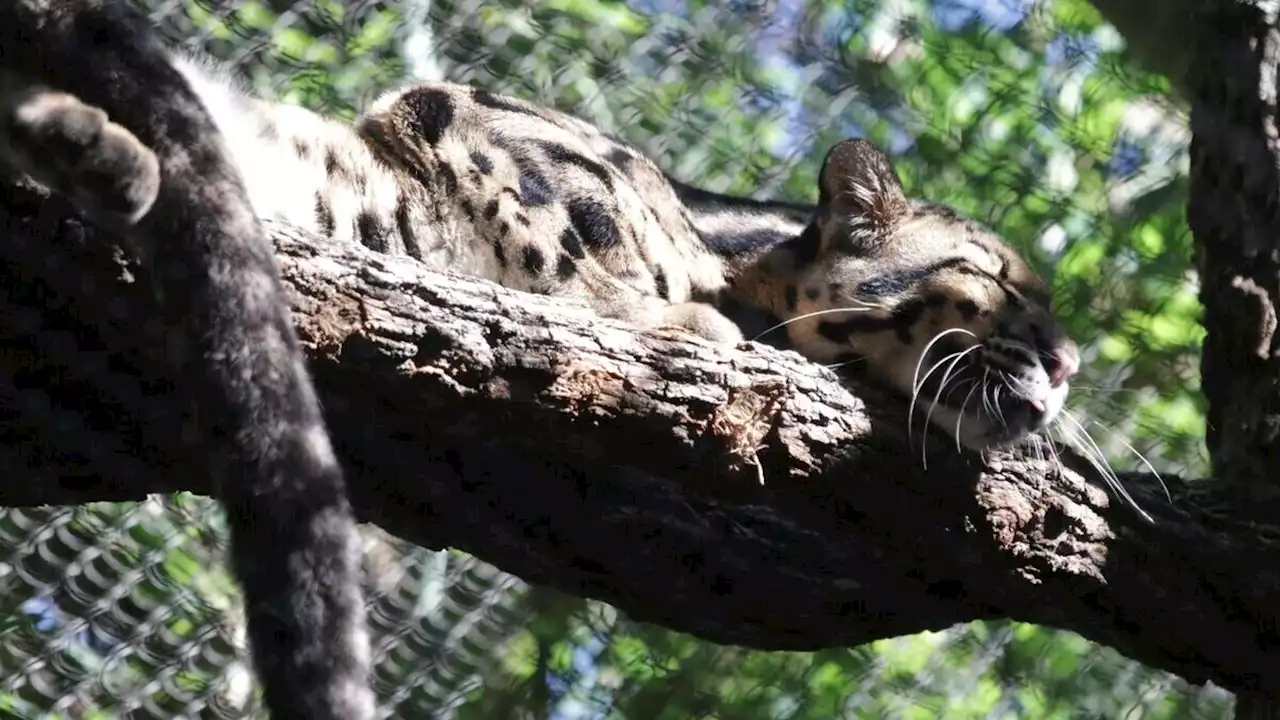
[954,381,981,452]
[979,369,996,423]
[911,349,968,464]
[991,383,1009,430]
[1059,410,1155,523]
[922,346,981,469]
[825,357,865,370]
[1045,423,1065,472]
[1088,419,1171,503]
[909,328,978,451]
[1058,413,1117,488]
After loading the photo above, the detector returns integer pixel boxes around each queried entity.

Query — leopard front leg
[593,289,743,343]
[656,300,744,343]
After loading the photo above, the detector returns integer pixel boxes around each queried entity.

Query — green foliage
[0,0,1231,716]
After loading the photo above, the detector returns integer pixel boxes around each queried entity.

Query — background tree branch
[1,184,1278,697]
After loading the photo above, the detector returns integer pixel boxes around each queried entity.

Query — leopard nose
[1045,339,1080,388]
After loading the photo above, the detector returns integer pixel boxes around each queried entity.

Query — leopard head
[768,138,1079,449]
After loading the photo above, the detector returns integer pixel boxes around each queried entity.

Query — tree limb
[0,185,1277,695]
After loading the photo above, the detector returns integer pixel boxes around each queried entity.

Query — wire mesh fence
[0,0,1230,717]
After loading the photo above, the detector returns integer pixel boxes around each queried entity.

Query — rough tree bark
[0,175,1279,701]
[1179,0,1280,714]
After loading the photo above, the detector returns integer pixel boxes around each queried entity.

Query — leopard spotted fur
[179,57,1080,449]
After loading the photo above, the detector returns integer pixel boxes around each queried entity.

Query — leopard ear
[818,138,909,229]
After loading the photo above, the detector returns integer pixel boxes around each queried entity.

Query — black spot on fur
[258,119,279,141]
[654,270,670,300]
[516,213,531,226]
[701,226,801,261]
[472,87,542,118]
[538,141,614,190]
[605,146,633,172]
[492,137,555,206]
[518,168,554,206]
[314,194,335,237]
[357,211,388,252]
[559,227,586,259]
[324,148,341,177]
[470,150,493,175]
[890,299,927,343]
[805,286,821,301]
[438,163,458,196]
[691,288,725,305]
[956,299,980,319]
[521,246,546,276]
[791,222,822,266]
[784,284,798,311]
[394,195,422,258]
[460,198,475,220]
[497,221,510,238]
[817,321,850,344]
[924,292,948,307]
[366,118,437,197]
[914,202,963,222]
[856,258,967,299]
[817,298,925,345]
[483,199,500,220]
[493,241,507,268]
[292,138,310,159]
[556,254,577,280]
[567,198,622,250]
[409,89,454,145]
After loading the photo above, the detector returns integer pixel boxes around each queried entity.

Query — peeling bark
[1,184,1279,697]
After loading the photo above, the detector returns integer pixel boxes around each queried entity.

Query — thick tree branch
[0,187,1277,696]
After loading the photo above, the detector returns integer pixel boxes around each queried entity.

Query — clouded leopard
[177,55,1079,451]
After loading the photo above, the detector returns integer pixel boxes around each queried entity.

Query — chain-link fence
[0,0,1230,717]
